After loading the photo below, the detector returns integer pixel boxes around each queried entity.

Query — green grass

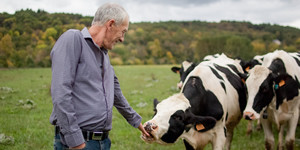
[0,66,299,150]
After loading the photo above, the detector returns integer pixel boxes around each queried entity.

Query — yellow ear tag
[196,124,205,131]
[279,80,285,87]
[176,70,180,74]
[245,66,250,72]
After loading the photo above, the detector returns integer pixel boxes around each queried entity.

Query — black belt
[55,126,109,141]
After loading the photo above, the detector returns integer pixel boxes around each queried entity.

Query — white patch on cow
[244,66,272,119]
[149,93,190,144]
[182,61,193,72]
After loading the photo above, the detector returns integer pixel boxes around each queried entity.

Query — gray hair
[92,3,129,26]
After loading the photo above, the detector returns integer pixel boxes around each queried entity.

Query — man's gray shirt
[49,27,142,147]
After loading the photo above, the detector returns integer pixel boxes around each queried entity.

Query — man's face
[103,19,128,50]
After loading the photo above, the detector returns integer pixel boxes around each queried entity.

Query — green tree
[225,36,254,60]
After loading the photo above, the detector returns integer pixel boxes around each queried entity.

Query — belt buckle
[92,132,103,140]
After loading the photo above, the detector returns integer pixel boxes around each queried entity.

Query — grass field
[0,66,299,150]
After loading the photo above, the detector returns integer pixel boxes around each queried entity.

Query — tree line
[0,9,300,67]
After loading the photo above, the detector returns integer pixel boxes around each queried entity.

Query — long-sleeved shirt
[49,27,142,147]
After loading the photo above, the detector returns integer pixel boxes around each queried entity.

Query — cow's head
[242,59,262,73]
[141,93,216,144]
[171,61,196,89]
[243,65,298,120]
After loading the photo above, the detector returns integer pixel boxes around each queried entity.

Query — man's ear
[106,19,115,30]
[184,109,216,132]
[171,67,181,74]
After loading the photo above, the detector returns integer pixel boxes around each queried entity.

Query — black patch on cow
[227,64,240,74]
[209,66,224,81]
[182,76,224,121]
[220,82,226,93]
[225,112,228,121]
[183,140,195,150]
[209,66,227,92]
[214,64,247,113]
[292,56,300,67]
[161,108,216,143]
[224,127,227,137]
[274,74,299,109]
[268,58,286,74]
[161,110,186,143]
[252,74,275,113]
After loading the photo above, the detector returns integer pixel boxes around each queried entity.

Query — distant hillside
[0,9,299,67]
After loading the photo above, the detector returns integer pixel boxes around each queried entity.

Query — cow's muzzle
[141,122,158,142]
[244,112,256,120]
[144,122,158,133]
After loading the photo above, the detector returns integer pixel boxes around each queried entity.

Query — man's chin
[102,46,112,50]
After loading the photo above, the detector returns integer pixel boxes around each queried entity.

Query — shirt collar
[81,27,108,54]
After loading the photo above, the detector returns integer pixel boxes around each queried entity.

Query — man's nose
[119,37,124,43]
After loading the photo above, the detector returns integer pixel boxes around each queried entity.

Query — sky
[1,0,300,29]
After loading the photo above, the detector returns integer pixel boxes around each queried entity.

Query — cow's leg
[261,118,274,150]
[225,126,234,150]
[256,119,262,131]
[285,109,299,150]
[211,126,226,150]
[246,120,253,135]
[183,140,195,150]
[278,124,285,150]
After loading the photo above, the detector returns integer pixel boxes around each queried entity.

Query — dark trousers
[54,132,111,150]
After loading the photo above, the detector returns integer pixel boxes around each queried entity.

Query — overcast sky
[1,0,300,29]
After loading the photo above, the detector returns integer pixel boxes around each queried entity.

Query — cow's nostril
[144,122,153,132]
[245,115,252,120]
[152,124,158,130]
[244,112,254,120]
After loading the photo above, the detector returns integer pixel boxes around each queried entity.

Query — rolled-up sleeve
[50,30,84,147]
[113,74,142,128]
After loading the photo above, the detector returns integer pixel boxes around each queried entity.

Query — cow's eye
[173,115,183,121]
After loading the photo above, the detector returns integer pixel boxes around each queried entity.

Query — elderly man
[50,3,149,150]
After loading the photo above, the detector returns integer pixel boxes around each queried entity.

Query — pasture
[0,66,299,150]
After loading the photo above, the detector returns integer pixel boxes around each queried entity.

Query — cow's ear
[153,98,160,117]
[171,67,181,74]
[272,73,289,89]
[184,109,216,132]
[272,73,299,109]
[153,98,159,110]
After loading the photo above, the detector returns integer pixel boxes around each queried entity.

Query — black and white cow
[171,60,197,89]
[242,50,300,150]
[142,55,247,150]
[171,53,242,89]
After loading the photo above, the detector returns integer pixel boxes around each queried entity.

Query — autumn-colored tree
[0,34,14,67]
